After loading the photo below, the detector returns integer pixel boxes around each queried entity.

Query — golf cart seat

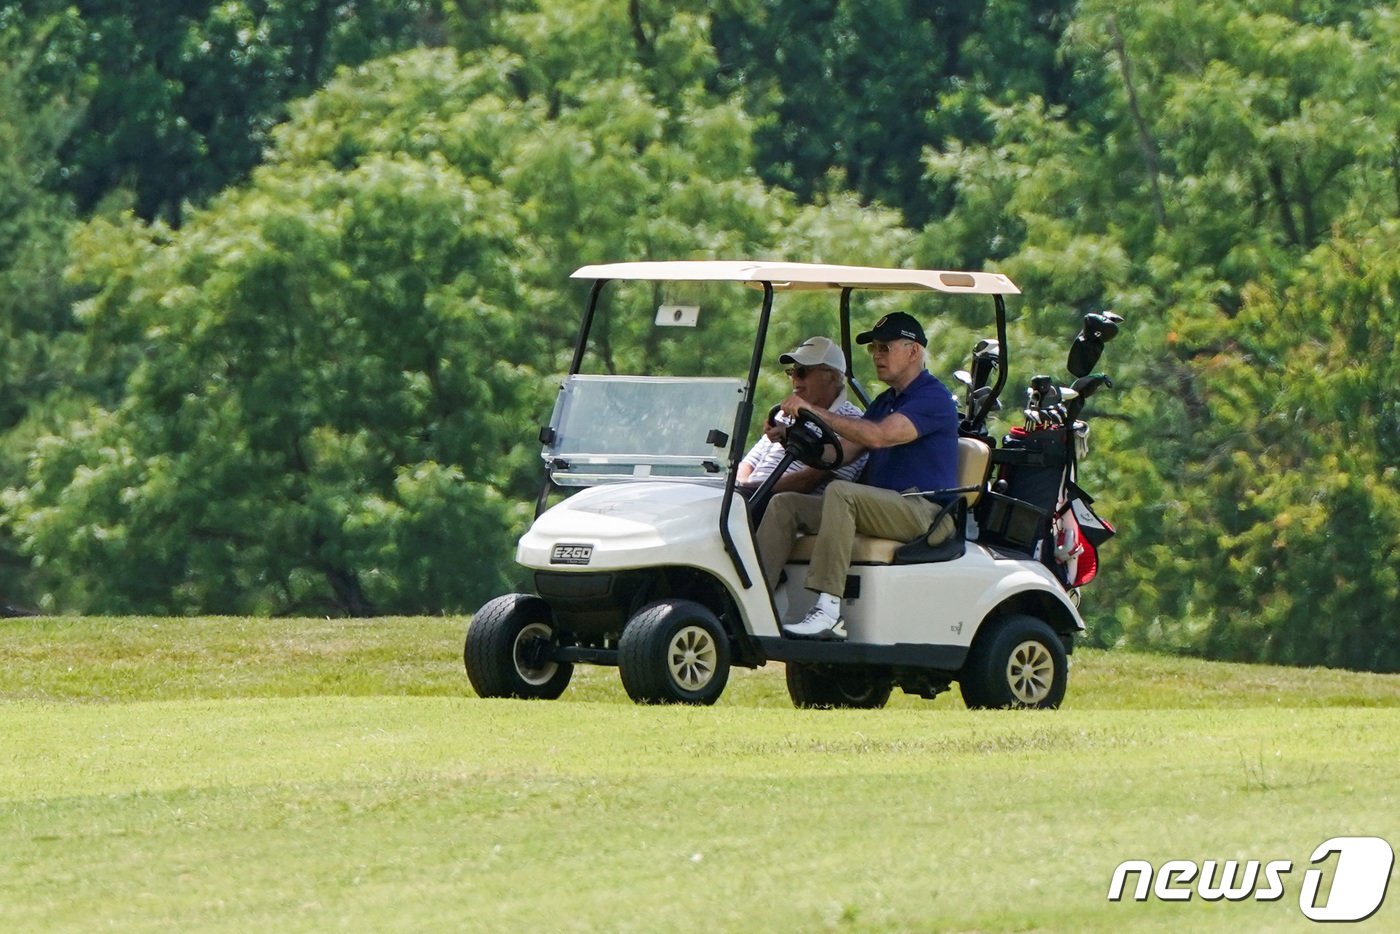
[789,437,992,566]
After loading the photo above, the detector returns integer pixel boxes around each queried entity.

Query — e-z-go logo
[1108,836,1394,922]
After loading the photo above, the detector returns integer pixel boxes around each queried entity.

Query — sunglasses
[784,365,831,378]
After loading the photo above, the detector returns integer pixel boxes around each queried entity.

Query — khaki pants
[755,480,951,596]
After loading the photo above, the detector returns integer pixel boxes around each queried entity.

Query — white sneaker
[783,606,848,641]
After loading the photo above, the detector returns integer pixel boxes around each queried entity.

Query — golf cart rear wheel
[959,614,1067,709]
[464,594,573,700]
[785,664,892,710]
[618,599,731,705]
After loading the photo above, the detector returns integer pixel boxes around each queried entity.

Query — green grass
[3,616,1400,932]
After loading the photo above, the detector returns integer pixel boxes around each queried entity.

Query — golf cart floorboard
[755,636,966,670]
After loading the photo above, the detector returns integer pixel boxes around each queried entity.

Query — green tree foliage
[1,0,459,225]
[710,0,1076,225]
[923,0,1400,668]
[1068,2,1398,670]
[0,18,86,607]
[0,19,81,429]
[2,0,1396,670]
[0,1,478,608]
[8,150,535,615]
[3,5,913,615]
[1111,227,1400,670]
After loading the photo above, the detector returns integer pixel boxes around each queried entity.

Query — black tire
[959,614,1067,709]
[785,664,893,710]
[618,599,731,705]
[464,594,573,699]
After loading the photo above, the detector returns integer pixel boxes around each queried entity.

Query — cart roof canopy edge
[570,260,1020,295]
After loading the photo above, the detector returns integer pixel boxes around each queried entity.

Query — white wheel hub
[667,625,717,692]
[1005,639,1054,704]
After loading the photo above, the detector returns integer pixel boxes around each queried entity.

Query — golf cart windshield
[543,375,745,486]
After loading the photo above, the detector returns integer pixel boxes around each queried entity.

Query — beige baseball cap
[778,336,846,373]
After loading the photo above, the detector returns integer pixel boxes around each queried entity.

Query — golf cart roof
[571,261,1020,295]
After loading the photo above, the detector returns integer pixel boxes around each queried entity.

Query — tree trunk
[326,566,376,617]
[1106,16,1168,231]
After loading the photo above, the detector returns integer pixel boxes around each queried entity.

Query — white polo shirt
[738,396,868,490]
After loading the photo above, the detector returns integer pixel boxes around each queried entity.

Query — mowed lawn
[3,616,1399,932]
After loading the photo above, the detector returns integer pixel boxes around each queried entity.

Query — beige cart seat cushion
[788,437,990,565]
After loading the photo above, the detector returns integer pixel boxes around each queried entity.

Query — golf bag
[976,427,1114,589]
[1055,482,1115,588]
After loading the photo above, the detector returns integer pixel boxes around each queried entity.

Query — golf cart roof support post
[970,293,1011,431]
[717,280,776,593]
[568,278,609,376]
[839,287,872,408]
[535,277,609,518]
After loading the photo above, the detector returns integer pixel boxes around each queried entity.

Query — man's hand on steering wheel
[762,405,788,444]
[781,407,843,470]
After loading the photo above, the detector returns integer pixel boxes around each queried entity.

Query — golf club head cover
[969,338,999,390]
[969,356,994,390]
[1029,374,1061,407]
[1067,336,1104,377]
[1067,311,1122,377]
[1082,312,1120,343]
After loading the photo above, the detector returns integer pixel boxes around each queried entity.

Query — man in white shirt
[737,336,868,494]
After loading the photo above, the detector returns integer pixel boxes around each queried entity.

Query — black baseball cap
[855,312,927,346]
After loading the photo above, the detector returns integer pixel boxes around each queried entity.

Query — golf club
[969,338,1000,391]
[1067,310,1124,377]
[1064,372,1113,422]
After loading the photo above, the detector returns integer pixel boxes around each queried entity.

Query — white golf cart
[464,261,1085,708]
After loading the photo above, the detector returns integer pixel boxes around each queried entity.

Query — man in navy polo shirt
[754,311,959,640]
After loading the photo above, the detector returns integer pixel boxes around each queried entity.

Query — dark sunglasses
[784,365,829,378]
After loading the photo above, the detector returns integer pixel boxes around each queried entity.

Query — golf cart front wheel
[465,594,573,699]
[619,600,731,705]
[959,614,1067,709]
[785,664,893,709]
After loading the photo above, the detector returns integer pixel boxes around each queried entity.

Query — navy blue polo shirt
[860,370,959,493]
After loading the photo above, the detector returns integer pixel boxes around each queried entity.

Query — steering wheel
[768,404,843,471]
